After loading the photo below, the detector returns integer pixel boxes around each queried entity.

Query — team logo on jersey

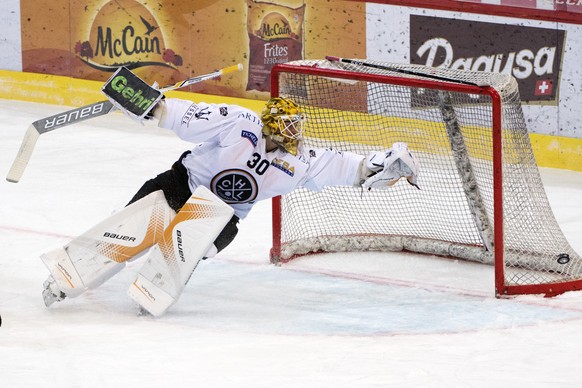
[181,104,210,125]
[241,130,258,146]
[211,169,258,203]
[219,107,228,116]
[195,107,210,120]
[271,158,295,176]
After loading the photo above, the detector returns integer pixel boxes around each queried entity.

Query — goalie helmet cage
[269,58,582,298]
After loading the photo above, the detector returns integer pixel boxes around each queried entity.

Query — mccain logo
[256,12,297,40]
[410,15,565,105]
[74,0,183,73]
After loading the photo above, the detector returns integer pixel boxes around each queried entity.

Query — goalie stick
[325,56,489,87]
[6,63,243,183]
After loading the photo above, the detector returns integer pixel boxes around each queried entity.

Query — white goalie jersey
[157,98,364,219]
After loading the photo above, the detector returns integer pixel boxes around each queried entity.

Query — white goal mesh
[270,58,582,297]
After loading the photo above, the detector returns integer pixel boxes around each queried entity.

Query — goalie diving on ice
[40,67,419,316]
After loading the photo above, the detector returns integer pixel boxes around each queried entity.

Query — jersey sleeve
[301,148,364,192]
[157,98,259,145]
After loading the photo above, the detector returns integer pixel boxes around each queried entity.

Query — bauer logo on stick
[102,67,163,120]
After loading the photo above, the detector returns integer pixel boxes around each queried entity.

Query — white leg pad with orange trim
[41,246,91,298]
[41,190,175,302]
[128,186,234,317]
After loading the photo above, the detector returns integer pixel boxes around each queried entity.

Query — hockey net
[269,58,582,297]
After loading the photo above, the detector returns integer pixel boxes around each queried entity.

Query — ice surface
[2,99,582,387]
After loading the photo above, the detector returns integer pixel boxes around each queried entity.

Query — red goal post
[269,58,582,298]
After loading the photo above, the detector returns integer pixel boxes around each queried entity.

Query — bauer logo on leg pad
[102,67,163,119]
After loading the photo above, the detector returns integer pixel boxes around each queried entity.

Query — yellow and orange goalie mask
[261,97,305,155]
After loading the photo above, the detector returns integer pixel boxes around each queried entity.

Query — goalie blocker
[41,186,234,316]
[101,66,164,120]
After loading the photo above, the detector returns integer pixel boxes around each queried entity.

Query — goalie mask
[261,97,305,155]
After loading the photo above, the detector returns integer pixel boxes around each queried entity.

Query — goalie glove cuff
[145,98,165,121]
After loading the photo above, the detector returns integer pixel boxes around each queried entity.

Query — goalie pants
[126,150,239,253]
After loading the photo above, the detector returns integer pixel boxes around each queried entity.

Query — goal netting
[269,58,582,297]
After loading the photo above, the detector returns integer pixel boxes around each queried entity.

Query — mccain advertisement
[20,0,365,100]
[410,15,566,105]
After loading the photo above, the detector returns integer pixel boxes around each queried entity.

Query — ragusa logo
[74,0,183,72]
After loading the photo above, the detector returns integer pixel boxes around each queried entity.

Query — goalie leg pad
[41,246,126,300]
[128,186,234,317]
[40,246,90,298]
[40,190,175,301]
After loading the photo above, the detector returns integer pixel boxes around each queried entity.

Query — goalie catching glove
[359,142,420,190]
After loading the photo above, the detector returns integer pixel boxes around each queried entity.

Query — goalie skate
[42,276,66,307]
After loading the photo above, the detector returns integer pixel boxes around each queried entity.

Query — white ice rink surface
[2,99,582,387]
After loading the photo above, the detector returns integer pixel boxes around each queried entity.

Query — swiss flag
[535,80,553,96]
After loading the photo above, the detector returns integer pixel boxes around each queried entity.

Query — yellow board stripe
[1,69,580,171]
[531,133,582,171]
[0,69,265,113]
